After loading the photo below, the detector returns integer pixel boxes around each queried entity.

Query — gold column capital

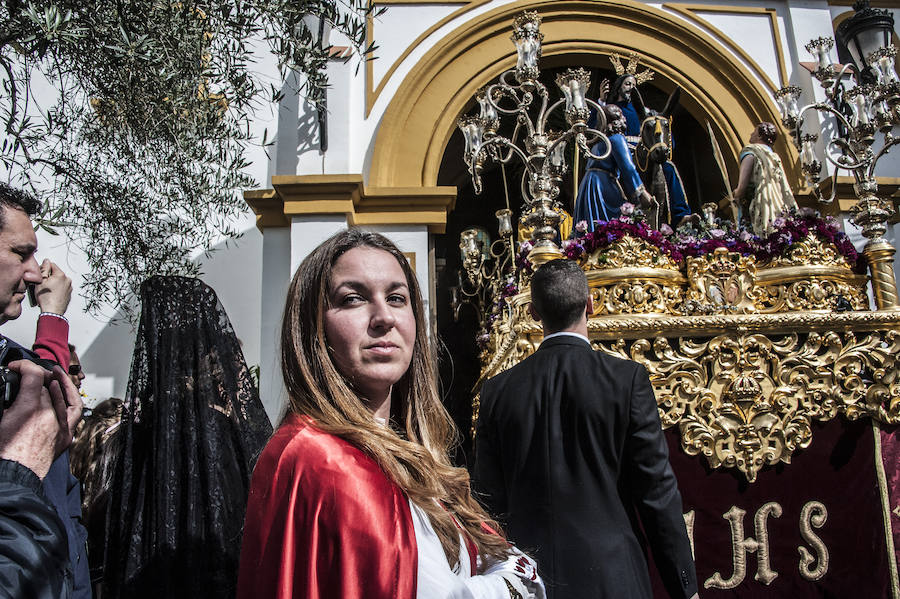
[244,176,457,233]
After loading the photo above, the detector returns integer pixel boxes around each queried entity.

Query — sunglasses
[68,364,82,376]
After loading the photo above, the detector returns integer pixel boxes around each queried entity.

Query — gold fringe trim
[873,420,900,598]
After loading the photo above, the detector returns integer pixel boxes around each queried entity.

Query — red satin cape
[237,414,417,599]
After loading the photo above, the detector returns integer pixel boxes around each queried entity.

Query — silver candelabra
[457,11,611,266]
[775,1,900,310]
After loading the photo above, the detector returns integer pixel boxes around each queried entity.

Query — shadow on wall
[80,307,137,401]
[81,227,264,400]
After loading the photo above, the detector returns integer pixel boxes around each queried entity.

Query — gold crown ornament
[609,52,655,85]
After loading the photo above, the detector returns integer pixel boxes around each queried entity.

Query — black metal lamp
[836,1,896,83]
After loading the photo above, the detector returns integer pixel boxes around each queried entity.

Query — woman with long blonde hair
[238,229,544,598]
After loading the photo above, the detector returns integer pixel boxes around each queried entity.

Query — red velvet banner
[649,418,899,598]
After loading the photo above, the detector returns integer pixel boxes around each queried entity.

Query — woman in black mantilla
[101,276,272,599]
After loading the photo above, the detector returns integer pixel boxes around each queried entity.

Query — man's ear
[528,302,542,322]
[585,295,594,317]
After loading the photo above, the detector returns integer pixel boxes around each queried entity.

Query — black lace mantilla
[103,276,272,598]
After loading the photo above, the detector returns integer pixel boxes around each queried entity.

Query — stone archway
[369,0,797,189]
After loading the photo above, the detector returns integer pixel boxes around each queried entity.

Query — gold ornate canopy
[475,233,900,483]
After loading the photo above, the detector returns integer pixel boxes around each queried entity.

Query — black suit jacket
[474,335,697,599]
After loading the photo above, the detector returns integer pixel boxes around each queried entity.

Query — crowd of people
[0,182,700,599]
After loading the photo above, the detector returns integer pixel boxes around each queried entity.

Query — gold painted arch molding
[368,0,797,189]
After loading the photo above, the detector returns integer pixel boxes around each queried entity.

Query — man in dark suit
[473,258,698,599]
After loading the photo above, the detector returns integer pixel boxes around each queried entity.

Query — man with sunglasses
[0,182,89,598]
[67,345,86,390]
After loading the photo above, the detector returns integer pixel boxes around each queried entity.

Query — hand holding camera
[0,360,83,479]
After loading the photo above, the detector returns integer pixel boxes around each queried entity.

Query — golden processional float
[452,8,900,597]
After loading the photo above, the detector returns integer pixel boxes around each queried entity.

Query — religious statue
[731,122,798,235]
[607,54,694,228]
[574,104,653,230]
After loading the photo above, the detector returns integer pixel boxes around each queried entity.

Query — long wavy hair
[280,228,510,568]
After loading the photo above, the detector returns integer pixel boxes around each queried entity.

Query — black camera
[0,367,20,413]
[0,337,56,422]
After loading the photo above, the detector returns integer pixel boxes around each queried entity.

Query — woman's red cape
[237,414,418,599]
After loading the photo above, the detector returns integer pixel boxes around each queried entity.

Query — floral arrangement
[755,209,865,273]
[562,202,684,264]
[515,240,535,274]
[560,204,865,274]
[669,220,754,261]
[473,206,865,353]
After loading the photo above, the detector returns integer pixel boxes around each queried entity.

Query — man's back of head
[530,259,590,334]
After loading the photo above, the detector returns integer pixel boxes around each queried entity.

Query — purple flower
[476,333,490,350]
[620,202,635,216]
[501,281,519,298]
[710,228,726,239]
[575,220,588,233]
[659,223,673,236]
[773,217,786,229]
[739,230,752,242]
[564,244,585,260]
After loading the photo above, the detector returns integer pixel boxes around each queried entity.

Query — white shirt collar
[541,331,590,346]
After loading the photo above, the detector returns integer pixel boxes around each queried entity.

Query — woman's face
[324,246,416,405]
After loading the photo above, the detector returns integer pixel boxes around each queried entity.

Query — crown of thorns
[610,53,654,85]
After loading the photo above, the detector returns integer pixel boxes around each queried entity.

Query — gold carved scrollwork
[591,281,683,316]
[473,232,898,480]
[582,237,685,316]
[479,296,538,380]
[764,234,853,269]
[582,236,681,271]
[681,240,869,315]
[753,276,869,312]
[574,235,868,318]
[754,235,869,312]
[593,329,900,482]
[683,247,758,315]
[473,292,540,435]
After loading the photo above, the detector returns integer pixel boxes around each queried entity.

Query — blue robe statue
[575,133,645,230]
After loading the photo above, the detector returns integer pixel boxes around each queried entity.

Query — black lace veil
[102,276,272,599]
